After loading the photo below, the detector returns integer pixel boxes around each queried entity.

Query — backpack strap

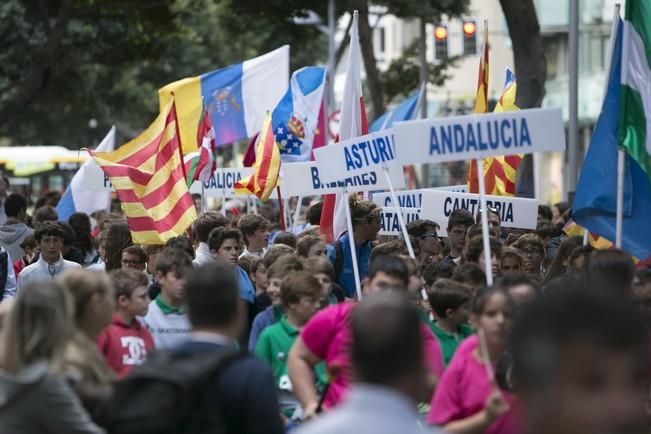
[0,250,9,301]
[333,239,344,281]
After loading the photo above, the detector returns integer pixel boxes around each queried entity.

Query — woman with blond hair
[0,280,102,433]
[60,269,116,424]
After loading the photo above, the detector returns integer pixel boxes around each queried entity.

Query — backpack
[105,348,242,434]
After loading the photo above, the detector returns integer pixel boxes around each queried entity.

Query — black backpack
[105,349,242,434]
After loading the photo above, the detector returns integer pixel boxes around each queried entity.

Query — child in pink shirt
[428,286,520,434]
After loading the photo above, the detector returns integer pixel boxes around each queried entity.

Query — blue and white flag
[56,126,115,222]
[272,66,326,162]
[369,91,420,132]
[574,18,651,260]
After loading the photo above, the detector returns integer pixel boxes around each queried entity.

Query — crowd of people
[0,187,649,434]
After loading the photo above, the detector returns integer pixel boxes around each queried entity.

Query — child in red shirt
[96,268,154,377]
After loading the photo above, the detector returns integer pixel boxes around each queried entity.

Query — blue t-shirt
[326,233,372,299]
[236,265,255,303]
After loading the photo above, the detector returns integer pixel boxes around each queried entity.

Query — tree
[499,0,547,197]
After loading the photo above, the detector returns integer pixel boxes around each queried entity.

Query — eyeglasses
[523,248,543,257]
[420,232,440,240]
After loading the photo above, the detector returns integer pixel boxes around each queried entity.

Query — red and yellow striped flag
[234,113,281,201]
[89,99,197,245]
[468,23,490,193]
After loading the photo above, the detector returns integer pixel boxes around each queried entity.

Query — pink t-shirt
[427,338,519,434]
[301,302,444,409]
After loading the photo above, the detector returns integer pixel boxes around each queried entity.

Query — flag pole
[277,186,286,231]
[382,164,415,258]
[476,158,494,286]
[343,189,363,300]
[292,196,303,233]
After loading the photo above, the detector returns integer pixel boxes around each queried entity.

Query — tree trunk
[499,0,547,198]
[351,0,385,121]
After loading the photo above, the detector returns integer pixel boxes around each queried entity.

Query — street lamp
[291,2,336,113]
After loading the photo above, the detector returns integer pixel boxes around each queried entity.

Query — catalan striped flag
[234,112,281,201]
[468,68,524,196]
[89,99,198,245]
[562,218,614,250]
[467,23,490,193]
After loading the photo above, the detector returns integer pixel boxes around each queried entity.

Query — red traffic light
[463,21,476,36]
[434,25,448,40]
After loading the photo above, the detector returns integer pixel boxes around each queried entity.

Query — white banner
[313,129,397,182]
[280,161,405,197]
[190,168,254,198]
[420,190,539,230]
[394,107,565,165]
[373,185,468,209]
[85,165,112,191]
[379,207,421,236]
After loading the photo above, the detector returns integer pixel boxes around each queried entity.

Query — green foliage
[373,0,469,20]
[380,42,458,103]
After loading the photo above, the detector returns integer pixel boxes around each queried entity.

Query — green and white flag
[620,0,651,185]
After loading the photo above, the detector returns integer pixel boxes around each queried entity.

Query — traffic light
[434,23,448,60]
[462,19,477,55]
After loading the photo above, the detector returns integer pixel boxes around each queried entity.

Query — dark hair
[421,262,454,286]
[307,202,323,226]
[196,212,228,243]
[267,254,303,280]
[4,193,27,218]
[121,245,147,264]
[165,236,195,259]
[474,208,500,225]
[273,231,298,249]
[237,215,269,245]
[370,240,407,262]
[19,234,36,251]
[553,201,570,218]
[155,247,193,277]
[303,256,335,280]
[428,279,472,318]
[33,206,58,225]
[208,227,241,252]
[351,292,423,385]
[34,222,65,243]
[280,271,322,308]
[68,213,95,255]
[452,263,486,287]
[472,285,514,315]
[511,286,648,391]
[583,248,635,294]
[535,220,557,240]
[57,222,74,247]
[538,205,553,221]
[296,235,324,258]
[349,196,380,227]
[447,208,474,231]
[249,257,265,275]
[186,261,240,328]
[635,268,651,286]
[110,268,149,299]
[406,219,440,238]
[105,221,132,272]
[238,255,252,274]
[568,244,593,269]
[466,224,483,241]
[464,235,502,264]
[263,244,296,269]
[500,273,540,293]
[368,255,409,289]
[541,236,583,285]
[541,274,582,294]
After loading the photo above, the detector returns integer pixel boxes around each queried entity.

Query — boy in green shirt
[426,278,474,366]
[255,270,326,421]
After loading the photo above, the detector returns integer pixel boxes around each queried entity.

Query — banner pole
[277,187,286,231]
[382,165,415,259]
[615,149,625,248]
[476,158,494,285]
[343,189,363,300]
[292,196,303,233]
